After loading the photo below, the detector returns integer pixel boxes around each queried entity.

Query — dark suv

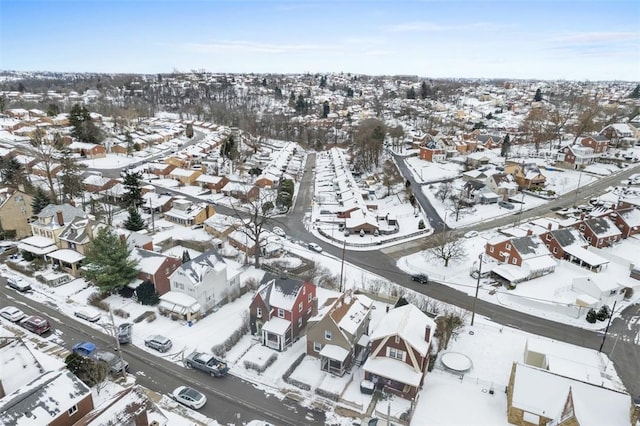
[21,315,51,335]
[410,274,429,284]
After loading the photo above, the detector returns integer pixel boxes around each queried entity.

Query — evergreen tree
[136,280,160,305]
[220,135,236,159]
[182,249,191,263]
[0,95,6,112]
[261,78,267,87]
[501,134,511,158]
[185,123,194,138]
[274,86,283,100]
[288,91,296,108]
[534,88,543,102]
[420,81,428,99]
[46,103,60,117]
[123,207,145,231]
[586,308,597,323]
[295,94,308,114]
[322,101,330,118]
[125,131,134,156]
[406,87,416,99]
[31,187,51,215]
[122,171,143,208]
[65,352,109,387]
[319,75,327,88]
[346,87,354,97]
[84,227,139,293]
[0,156,27,188]
[629,84,640,99]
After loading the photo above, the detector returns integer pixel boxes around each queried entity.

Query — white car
[464,230,479,238]
[308,242,323,253]
[0,306,27,322]
[172,386,207,410]
[74,309,102,323]
[272,227,286,237]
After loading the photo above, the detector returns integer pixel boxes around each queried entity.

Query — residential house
[506,362,633,426]
[131,248,182,295]
[538,228,609,272]
[344,209,379,235]
[227,229,259,256]
[67,141,106,159]
[168,167,202,185]
[249,276,317,351]
[169,250,241,314]
[609,208,640,239]
[254,170,281,188]
[485,233,557,282]
[141,192,173,214]
[485,173,518,201]
[31,161,62,179]
[504,162,546,190]
[146,162,176,178]
[51,217,107,277]
[466,152,491,169]
[0,188,33,238]
[363,304,436,400]
[580,135,609,154]
[203,213,239,240]
[306,291,373,376]
[556,145,599,169]
[82,175,118,194]
[600,123,637,148]
[222,182,260,202]
[74,385,167,426]
[571,276,627,309]
[476,134,503,150]
[460,180,499,205]
[116,229,154,251]
[163,199,214,227]
[29,203,87,245]
[196,174,229,193]
[574,216,622,248]
[419,141,446,162]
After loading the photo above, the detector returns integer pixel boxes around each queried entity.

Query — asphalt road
[0,282,324,426]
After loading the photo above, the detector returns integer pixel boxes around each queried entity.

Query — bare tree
[229,191,279,267]
[435,308,468,350]
[27,128,59,201]
[428,231,467,267]
[521,107,552,153]
[435,182,454,202]
[570,95,602,143]
[353,118,386,171]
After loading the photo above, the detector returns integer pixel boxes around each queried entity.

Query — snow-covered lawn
[80,153,142,169]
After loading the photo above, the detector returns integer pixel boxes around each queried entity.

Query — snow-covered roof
[562,246,608,267]
[363,356,423,387]
[370,304,435,357]
[159,291,201,310]
[0,338,45,395]
[176,250,226,285]
[337,294,373,336]
[17,236,57,255]
[510,363,631,426]
[523,255,557,273]
[47,249,85,264]
[261,317,291,335]
[319,344,350,362]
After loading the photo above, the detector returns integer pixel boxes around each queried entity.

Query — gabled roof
[370,304,435,357]
[256,275,306,311]
[176,250,226,285]
[548,228,587,248]
[584,217,620,238]
[58,216,105,245]
[36,203,86,225]
[511,236,550,259]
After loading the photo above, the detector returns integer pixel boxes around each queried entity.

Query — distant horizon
[1,1,639,82]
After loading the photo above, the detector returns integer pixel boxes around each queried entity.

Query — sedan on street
[308,242,323,253]
[0,306,27,322]
[172,386,207,410]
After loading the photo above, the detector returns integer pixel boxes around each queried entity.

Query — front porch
[261,317,291,352]
[319,344,350,376]
[47,249,85,277]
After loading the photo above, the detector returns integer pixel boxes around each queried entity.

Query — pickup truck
[184,351,229,377]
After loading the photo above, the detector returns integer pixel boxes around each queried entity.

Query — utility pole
[339,239,346,292]
[109,308,127,379]
[148,196,155,232]
[598,300,617,353]
[471,254,482,326]
[572,170,583,208]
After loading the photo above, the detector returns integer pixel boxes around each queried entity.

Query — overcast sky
[1,0,639,81]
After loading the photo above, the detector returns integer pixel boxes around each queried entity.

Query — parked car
[498,201,515,210]
[308,242,323,253]
[145,335,172,352]
[6,278,31,292]
[20,315,51,335]
[94,350,129,375]
[72,341,97,357]
[0,306,27,322]
[172,386,207,410]
[272,226,286,237]
[410,273,429,284]
[464,230,479,238]
[185,351,229,377]
[74,309,101,323]
[117,323,133,344]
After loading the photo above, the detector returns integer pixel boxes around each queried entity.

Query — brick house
[574,216,622,248]
[131,248,182,295]
[306,291,373,376]
[363,304,436,400]
[163,199,214,227]
[609,208,640,239]
[0,188,33,238]
[485,234,557,280]
[580,135,609,154]
[196,174,229,193]
[556,145,599,169]
[538,228,589,260]
[222,182,260,202]
[146,162,176,178]
[419,140,446,162]
[249,276,317,351]
[82,175,119,193]
[168,168,202,185]
[67,141,106,159]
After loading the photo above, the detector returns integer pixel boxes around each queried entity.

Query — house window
[313,342,322,352]
[307,306,312,314]
[308,293,312,302]
[579,225,585,231]
[394,336,400,344]
[325,330,332,340]
[587,236,592,243]
[387,347,405,361]
[552,247,558,254]
[546,234,551,241]
[278,308,284,318]
[68,405,78,416]
[299,302,303,313]
[512,258,517,264]
[505,243,511,250]
[303,287,306,295]
[610,289,617,295]
[489,246,494,253]
[298,317,302,327]
[256,307,262,318]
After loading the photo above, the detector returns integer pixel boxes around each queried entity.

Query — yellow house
[168,168,202,185]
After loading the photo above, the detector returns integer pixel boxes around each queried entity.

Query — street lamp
[471,254,482,326]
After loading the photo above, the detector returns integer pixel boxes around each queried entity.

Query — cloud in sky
[382,21,503,33]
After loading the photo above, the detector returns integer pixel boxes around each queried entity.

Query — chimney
[580,213,585,221]
[547,222,552,230]
[56,211,64,226]
[425,326,431,343]
[526,229,533,236]
[133,406,149,426]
